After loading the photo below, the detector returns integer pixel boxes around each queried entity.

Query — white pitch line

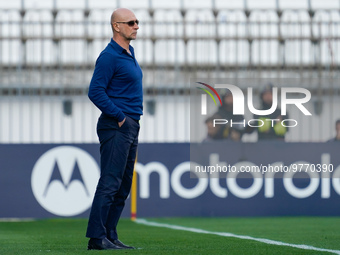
[135,218,340,255]
[0,218,35,222]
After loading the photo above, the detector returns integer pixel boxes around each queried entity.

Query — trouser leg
[106,135,138,240]
[86,115,139,239]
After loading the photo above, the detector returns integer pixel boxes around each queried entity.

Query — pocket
[119,117,129,129]
[97,114,119,131]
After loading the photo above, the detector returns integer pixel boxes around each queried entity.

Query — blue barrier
[0,143,339,218]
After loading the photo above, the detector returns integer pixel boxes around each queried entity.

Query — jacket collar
[110,38,134,56]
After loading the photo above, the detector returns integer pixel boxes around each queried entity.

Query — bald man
[86,8,142,250]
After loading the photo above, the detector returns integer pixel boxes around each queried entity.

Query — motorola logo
[31,146,100,216]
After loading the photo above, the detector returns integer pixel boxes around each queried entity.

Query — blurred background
[0,0,339,143]
[1,0,340,221]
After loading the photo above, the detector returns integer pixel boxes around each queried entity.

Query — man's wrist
[117,112,126,122]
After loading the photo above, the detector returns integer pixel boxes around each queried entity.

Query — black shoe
[110,239,135,249]
[87,237,122,250]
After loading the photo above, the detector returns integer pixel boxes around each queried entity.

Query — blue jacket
[88,38,143,121]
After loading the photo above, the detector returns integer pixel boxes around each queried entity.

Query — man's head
[205,114,224,139]
[111,8,139,41]
[336,119,340,134]
[261,83,274,105]
[222,90,233,110]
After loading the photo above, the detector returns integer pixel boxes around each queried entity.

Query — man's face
[336,123,340,134]
[207,120,221,137]
[262,91,273,105]
[224,94,233,106]
[117,13,139,41]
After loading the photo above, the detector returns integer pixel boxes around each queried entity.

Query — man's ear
[112,23,120,33]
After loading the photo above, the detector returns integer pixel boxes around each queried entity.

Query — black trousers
[86,114,139,240]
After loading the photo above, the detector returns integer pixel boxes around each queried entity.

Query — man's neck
[113,36,131,53]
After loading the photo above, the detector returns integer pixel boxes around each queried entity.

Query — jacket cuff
[117,112,126,122]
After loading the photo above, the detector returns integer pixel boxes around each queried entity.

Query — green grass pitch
[0,217,339,255]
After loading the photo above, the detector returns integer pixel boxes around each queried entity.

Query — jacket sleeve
[88,52,126,122]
